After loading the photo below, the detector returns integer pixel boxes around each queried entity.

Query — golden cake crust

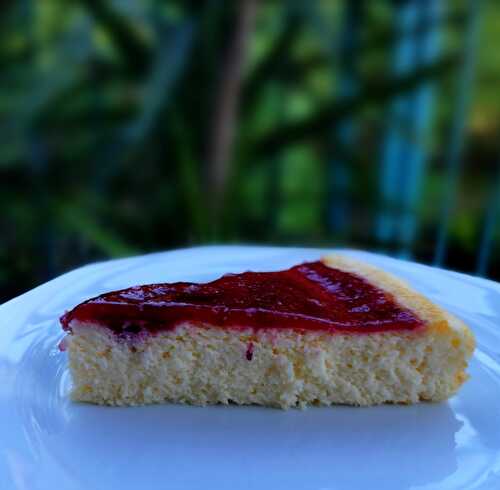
[323,254,475,347]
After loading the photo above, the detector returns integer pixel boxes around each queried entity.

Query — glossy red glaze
[60,261,423,336]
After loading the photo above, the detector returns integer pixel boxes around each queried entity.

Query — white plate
[1,246,500,490]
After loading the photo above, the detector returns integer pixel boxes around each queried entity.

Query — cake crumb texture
[67,319,473,408]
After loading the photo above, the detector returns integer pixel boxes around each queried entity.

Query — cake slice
[60,255,474,408]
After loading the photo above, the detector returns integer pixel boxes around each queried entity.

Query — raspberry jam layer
[60,261,423,335]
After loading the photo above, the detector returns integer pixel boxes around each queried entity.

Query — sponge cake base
[67,319,471,408]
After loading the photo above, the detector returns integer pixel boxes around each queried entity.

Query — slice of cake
[60,254,474,408]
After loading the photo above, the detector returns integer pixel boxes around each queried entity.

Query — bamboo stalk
[205,0,259,230]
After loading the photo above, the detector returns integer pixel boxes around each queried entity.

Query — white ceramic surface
[1,246,500,490]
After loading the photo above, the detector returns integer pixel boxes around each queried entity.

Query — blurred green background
[1,0,499,302]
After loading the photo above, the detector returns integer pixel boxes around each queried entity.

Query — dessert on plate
[60,254,475,408]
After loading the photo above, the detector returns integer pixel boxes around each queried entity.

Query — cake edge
[322,254,475,354]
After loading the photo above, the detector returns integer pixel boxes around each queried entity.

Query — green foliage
[1,0,499,301]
